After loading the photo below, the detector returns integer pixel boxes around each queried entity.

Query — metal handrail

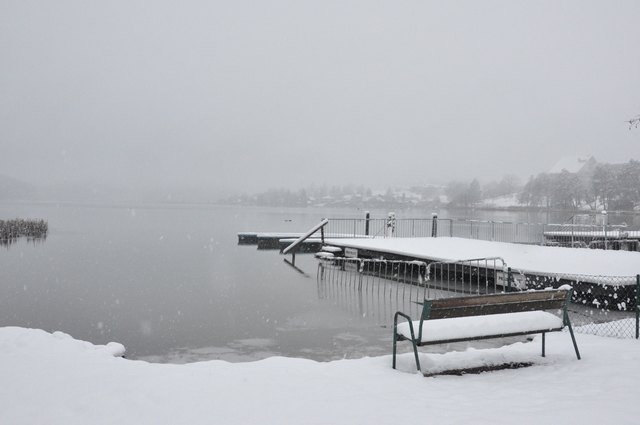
[282,219,329,255]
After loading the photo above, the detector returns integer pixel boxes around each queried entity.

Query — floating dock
[238,232,308,249]
[238,231,367,251]
[543,230,640,250]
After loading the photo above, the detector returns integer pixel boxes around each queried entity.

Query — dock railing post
[386,212,396,238]
[365,211,370,236]
[603,210,608,250]
[431,213,438,238]
[571,215,575,247]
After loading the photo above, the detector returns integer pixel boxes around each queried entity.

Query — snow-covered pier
[322,237,640,278]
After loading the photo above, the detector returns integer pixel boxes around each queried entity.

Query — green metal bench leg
[411,341,421,372]
[392,331,398,369]
[541,332,545,357]
[565,314,581,360]
[393,312,421,372]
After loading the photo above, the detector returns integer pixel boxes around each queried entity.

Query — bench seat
[396,311,563,344]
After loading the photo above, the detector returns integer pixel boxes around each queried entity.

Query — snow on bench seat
[396,311,563,344]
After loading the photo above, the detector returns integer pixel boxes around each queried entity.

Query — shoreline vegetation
[0,218,48,246]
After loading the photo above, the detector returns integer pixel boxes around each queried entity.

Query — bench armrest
[394,311,418,342]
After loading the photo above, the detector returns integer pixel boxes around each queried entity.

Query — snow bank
[325,237,640,277]
[0,326,637,424]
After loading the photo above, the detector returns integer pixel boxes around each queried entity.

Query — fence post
[431,213,438,237]
[365,211,370,236]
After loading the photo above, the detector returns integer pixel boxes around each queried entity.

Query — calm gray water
[1,202,637,363]
[0,203,401,363]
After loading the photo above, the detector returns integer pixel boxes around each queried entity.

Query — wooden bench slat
[430,290,568,309]
[429,300,566,319]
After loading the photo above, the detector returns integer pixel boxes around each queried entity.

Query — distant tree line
[227,184,375,207]
[226,160,640,211]
[445,175,521,207]
[519,160,640,210]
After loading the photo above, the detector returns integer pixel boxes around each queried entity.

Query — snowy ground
[0,326,637,424]
[325,237,640,277]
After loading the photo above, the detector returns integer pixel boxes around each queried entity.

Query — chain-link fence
[317,257,640,339]
[522,272,639,338]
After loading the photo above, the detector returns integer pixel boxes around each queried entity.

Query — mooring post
[320,218,325,244]
[507,267,513,292]
[431,213,438,238]
[365,211,370,236]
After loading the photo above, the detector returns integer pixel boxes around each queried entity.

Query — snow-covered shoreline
[0,326,637,424]
[325,237,640,278]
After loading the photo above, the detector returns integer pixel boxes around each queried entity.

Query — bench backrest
[422,289,570,321]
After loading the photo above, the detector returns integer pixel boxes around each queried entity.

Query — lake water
[0,202,637,363]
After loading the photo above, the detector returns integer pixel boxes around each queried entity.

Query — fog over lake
[1,1,639,200]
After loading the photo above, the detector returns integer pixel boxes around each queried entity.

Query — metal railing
[324,216,435,239]
[324,214,639,250]
[316,257,517,326]
[438,219,546,244]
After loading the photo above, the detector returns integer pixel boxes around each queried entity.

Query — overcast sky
[1,0,639,198]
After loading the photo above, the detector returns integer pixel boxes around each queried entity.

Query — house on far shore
[547,156,598,177]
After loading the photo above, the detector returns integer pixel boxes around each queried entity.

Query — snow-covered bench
[392,288,581,373]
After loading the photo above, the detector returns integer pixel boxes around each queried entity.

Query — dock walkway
[324,237,640,280]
